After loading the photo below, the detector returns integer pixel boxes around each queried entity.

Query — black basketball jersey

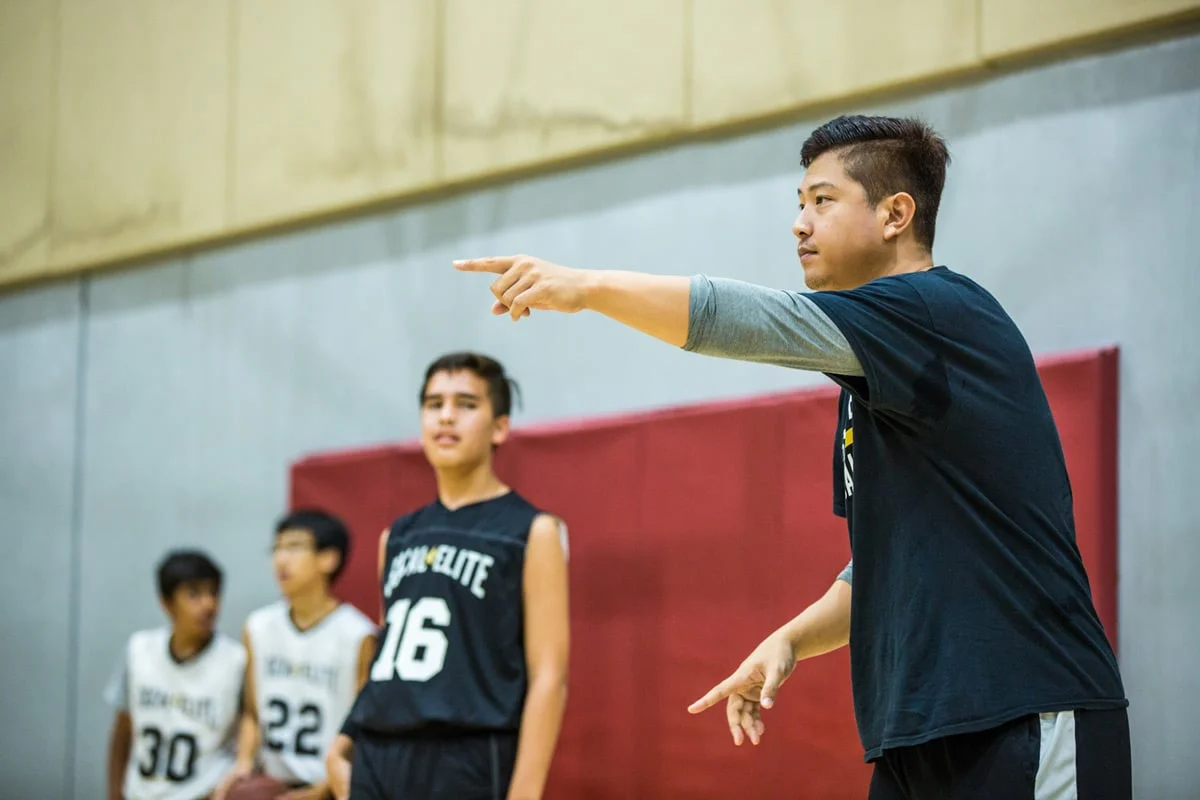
[345,491,541,736]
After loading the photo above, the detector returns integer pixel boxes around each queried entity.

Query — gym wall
[1,0,1198,289]
[0,28,1197,800]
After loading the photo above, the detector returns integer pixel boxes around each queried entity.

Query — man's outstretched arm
[453,256,863,377]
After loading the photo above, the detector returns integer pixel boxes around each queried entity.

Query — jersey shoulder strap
[385,502,443,549]
[388,504,432,536]
[333,603,377,640]
[128,626,167,655]
[210,632,248,669]
[245,601,288,642]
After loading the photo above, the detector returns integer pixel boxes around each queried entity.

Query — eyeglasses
[271,541,316,555]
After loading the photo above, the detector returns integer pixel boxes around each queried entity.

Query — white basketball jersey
[120,629,245,800]
[246,602,376,785]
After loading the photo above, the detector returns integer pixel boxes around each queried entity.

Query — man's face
[792,151,889,291]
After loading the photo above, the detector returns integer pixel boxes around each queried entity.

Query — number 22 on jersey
[370,597,451,682]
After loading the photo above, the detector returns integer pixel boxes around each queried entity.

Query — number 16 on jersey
[370,597,451,683]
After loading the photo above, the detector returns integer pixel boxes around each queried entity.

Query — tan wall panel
[231,0,439,228]
[50,0,230,269]
[691,0,981,127]
[442,0,687,182]
[0,0,56,285]
[983,0,1200,59]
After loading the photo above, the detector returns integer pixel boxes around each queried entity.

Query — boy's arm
[233,627,260,771]
[103,643,133,800]
[283,648,371,800]
[507,514,570,800]
[214,627,260,800]
[294,552,379,800]
[106,711,132,800]
[324,733,354,800]
[377,528,390,625]
[308,532,385,800]
[453,257,863,375]
[356,633,377,691]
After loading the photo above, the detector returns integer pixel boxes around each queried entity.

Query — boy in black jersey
[454,116,1131,799]
[327,352,570,800]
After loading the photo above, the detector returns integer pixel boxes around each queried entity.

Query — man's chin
[800,265,828,291]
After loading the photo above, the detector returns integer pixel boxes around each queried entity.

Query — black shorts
[349,729,518,800]
[868,707,1131,800]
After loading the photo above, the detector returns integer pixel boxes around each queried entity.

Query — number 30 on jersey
[370,597,451,682]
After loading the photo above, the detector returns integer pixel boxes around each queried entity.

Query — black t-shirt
[344,491,541,737]
[806,267,1126,761]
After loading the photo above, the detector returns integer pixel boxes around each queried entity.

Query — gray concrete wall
[0,282,81,797]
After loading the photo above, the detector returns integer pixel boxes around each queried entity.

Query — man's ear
[880,192,917,242]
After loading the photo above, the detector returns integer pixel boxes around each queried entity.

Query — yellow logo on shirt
[842,396,855,499]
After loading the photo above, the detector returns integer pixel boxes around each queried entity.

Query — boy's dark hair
[420,351,521,418]
[800,114,950,249]
[275,509,351,582]
[157,549,223,600]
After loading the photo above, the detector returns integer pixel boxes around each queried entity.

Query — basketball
[224,774,294,800]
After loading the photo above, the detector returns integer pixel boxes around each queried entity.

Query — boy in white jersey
[105,549,246,800]
[218,510,376,800]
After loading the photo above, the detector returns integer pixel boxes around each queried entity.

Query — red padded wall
[290,347,1118,798]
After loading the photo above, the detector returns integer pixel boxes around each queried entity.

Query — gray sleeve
[683,275,864,377]
[836,560,853,586]
[103,645,130,711]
